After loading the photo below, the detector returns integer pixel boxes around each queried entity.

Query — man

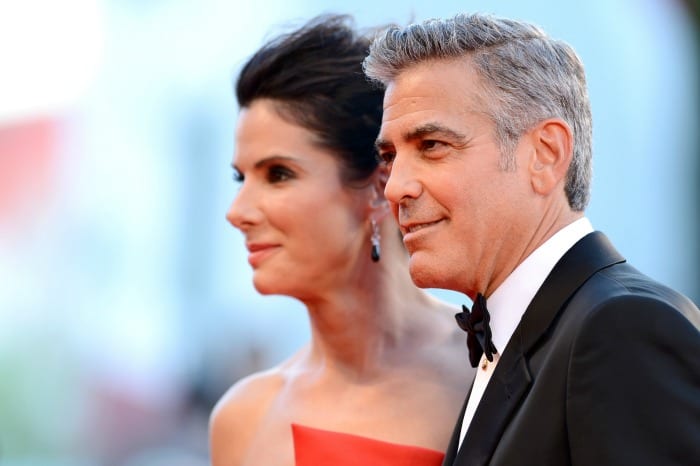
[363,13,700,466]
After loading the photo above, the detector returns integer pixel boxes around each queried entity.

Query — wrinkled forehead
[379,59,489,137]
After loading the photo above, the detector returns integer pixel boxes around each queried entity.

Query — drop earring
[371,219,381,262]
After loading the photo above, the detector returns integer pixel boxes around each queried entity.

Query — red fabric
[292,423,445,466]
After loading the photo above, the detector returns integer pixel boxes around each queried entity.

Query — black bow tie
[455,293,497,368]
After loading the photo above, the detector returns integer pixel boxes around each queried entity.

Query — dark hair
[236,14,385,186]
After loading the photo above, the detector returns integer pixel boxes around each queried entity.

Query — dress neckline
[292,423,445,466]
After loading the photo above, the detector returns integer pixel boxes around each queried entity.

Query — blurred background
[0,0,698,464]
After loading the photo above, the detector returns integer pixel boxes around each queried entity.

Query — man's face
[376,58,534,296]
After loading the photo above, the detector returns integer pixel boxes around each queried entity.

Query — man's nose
[383,154,422,205]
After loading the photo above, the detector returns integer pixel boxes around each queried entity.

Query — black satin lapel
[456,348,531,465]
[455,232,625,465]
[442,381,474,466]
[517,231,625,350]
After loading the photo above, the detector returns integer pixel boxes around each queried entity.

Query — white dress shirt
[458,217,594,447]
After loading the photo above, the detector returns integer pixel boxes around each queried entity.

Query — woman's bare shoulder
[211,347,306,420]
[209,363,292,466]
[214,368,283,418]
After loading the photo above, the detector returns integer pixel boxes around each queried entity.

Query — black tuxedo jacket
[444,232,700,466]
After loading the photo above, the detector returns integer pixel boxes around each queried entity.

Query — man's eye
[267,165,295,183]
[422,140,443,151]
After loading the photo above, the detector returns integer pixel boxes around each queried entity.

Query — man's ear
[528,118,573,195]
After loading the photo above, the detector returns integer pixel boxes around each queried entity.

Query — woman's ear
[369,166,391,222]
[376,163,389,187]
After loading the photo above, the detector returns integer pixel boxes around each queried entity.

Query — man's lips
[400,219,443,236]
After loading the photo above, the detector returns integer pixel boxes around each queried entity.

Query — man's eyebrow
[405,123,467,142]
[375,123,467,151]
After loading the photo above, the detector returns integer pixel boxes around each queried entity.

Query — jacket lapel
[454,232,625,465]
[453,345,531,465]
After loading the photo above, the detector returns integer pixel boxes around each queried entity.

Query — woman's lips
[246,243,280,267]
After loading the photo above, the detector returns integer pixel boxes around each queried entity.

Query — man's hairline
[372,54,505,149]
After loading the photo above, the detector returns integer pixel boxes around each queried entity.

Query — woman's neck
[299,254,443,380]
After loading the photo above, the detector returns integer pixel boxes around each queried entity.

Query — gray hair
[363,13,592,211]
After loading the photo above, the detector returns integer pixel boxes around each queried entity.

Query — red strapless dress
[292,423,445,466]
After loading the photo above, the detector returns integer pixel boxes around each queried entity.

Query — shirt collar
[486,217,594,353]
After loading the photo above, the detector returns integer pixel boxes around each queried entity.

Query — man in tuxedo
[363,13,700,466]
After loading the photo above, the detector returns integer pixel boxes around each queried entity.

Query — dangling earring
[371,219,381,262]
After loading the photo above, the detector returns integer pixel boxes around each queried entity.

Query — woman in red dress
[209,14,473,466]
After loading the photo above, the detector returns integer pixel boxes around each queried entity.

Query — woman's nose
[226,183,259,230]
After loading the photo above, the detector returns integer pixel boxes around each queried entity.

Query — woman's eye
[377,151,396,164]
[267,165,295,183]
[232,169,244,183]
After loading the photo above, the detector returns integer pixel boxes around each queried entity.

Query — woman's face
[227,99,372,299]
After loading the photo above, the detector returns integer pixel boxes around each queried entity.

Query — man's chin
[408,256,443,289]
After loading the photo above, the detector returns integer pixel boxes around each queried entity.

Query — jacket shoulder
[580,262,700,329]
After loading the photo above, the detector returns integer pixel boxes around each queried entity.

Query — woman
[210,14,473,466]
